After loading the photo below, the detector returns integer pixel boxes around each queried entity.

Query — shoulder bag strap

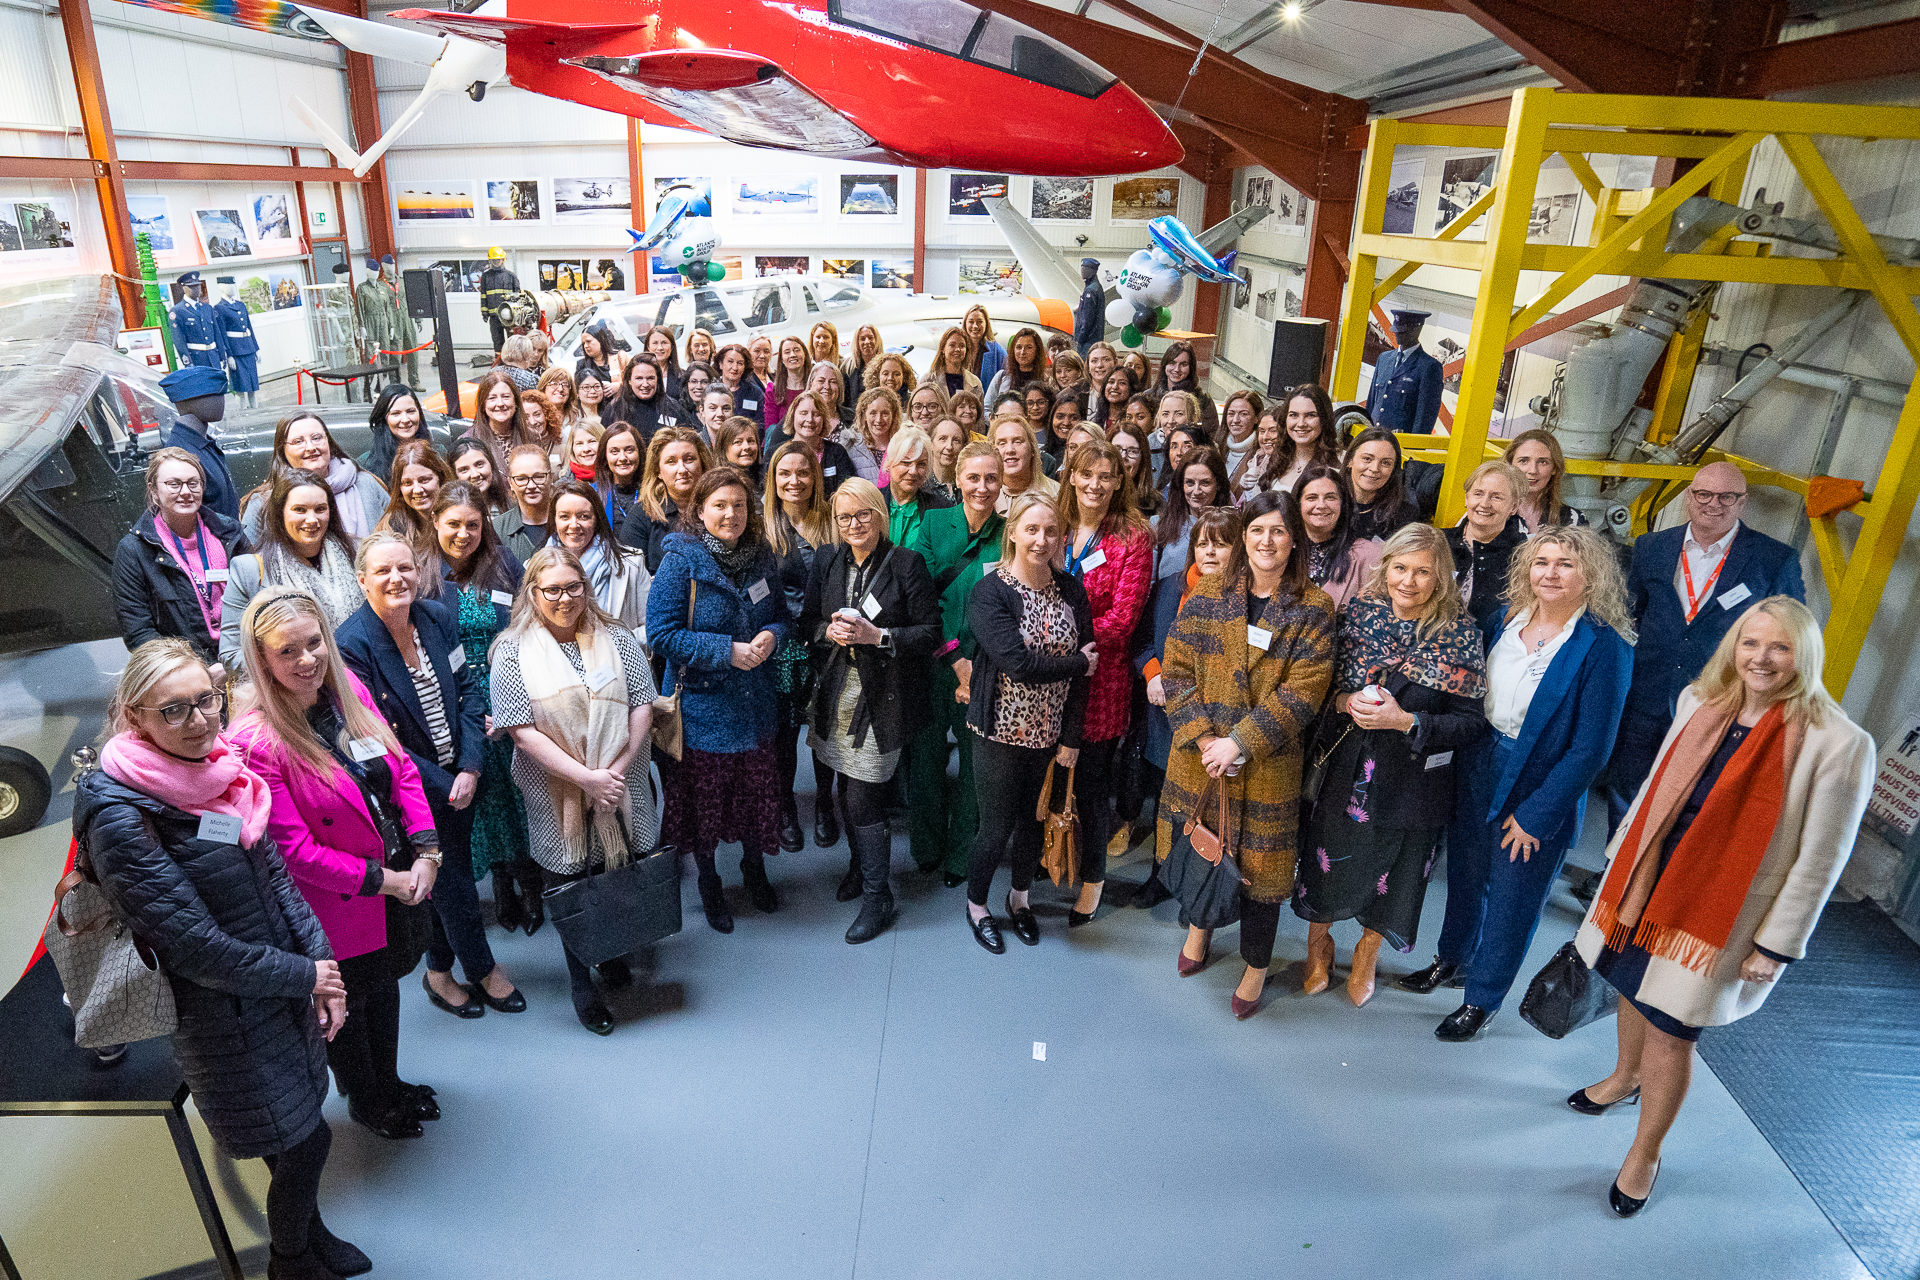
[1182,775,1218,838]
[1035,760,1056,820]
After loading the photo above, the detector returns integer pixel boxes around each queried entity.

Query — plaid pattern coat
[1158,570,1335,902]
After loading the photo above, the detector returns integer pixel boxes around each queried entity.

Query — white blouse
[1484,606,1585,738]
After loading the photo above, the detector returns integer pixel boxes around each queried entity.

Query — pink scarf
[155,514,229,640]
[100,730,273,847]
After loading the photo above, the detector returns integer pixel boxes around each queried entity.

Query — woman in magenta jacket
[232,585,443,1144]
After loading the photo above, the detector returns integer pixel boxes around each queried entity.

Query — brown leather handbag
[1036,761,1080,888]
[1184,774,1231,865]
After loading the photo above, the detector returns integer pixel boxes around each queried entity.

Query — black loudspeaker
[1267,318,1328,396]
[402,268,436,320]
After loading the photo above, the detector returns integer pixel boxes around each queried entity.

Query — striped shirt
[406,627,456,768]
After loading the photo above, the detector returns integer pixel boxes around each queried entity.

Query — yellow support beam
[1809,516,1846,601]
[1329,117,1399,403]
[1347,237,1920,291]
[1371,184,1499,303]
[1556,151,1605,203]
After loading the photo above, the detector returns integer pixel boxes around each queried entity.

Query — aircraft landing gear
[468,80,487,102]
[0,745,51,839]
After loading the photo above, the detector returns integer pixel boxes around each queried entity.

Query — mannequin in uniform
[169,271,227,371]
[158,365,239,522]
[381,255,421,385]
[1366,309,1444,434]
[1074,257,1104,355]
[354,256,415,392]
[480,247,519,353]
[212,276,260,408]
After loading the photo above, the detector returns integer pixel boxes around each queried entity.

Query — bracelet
[415,850,444,866]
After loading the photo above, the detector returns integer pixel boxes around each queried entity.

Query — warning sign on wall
[1866,712,1920,840]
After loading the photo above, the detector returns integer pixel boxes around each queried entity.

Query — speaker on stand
[1266,318,1329,397]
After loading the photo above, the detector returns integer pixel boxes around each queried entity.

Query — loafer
[942,870,967,889]
[1003,894,1039,946]
[470,982,528,1012]
[578,1003,615,1036]
[967,909,1005,955]
[396,1080,439,1121]
[1567,1085,1641,1116]
[423,973,483,1019]
[1435,1003,1497,1042]
[1398,958,1466,994]
[348,1100,423,1140]
[1609,1159,1661,1218]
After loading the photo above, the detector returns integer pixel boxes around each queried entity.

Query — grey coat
[74,770,334,1158]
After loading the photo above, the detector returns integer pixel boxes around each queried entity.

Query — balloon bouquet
[626,181,723,284]
[1106,215,1247,347]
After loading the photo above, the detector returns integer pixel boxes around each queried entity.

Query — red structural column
[913,169,928,292]
[57,0,143,326]
[628,119,648,293]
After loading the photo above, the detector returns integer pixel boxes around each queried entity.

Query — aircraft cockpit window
[801,286,821,315]
[690,289,736,335]
[650,293,687,336]
[829,0,1117,99]
[740,284,786,328]
[831,0,977,54]
[968,16,1116,98]
[818,284,861,310]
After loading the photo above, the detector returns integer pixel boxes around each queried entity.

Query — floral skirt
[659,740,782,857]
[1290,732,1440,953]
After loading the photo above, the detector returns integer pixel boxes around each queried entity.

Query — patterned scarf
[700,530,758,584]
[1335,595,1487,698]
[263,539,363,632]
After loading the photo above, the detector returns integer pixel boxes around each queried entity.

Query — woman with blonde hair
[805,358,849,430]
[618,426,712,573]
[1408,525,1634,1042]
[1570,597,1871,1216]
[1293,524,1488,1006]
[989,415,1058,514]
[231,587,441,1140]
[1445,460,1528,626]
[770,389,857,497]
[562,417,605,486]
[490,545,657,1033]
[906,382,950,432]
[846,385,903,484]
[883,426,955,548]
[685,326,718,369]
[921,325,984,400]
[807,320,842,371]
[765,440,839,848]
[843,324,884,399]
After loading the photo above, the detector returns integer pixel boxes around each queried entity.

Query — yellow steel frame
[1329,88,1920,695]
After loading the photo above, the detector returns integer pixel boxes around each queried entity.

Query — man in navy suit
[1602,461,1805,832]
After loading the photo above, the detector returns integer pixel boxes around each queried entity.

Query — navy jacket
[165,416,240,524]
[646,531,791,754]
[1469,607,1633,845]
[1623,521,1805,721]
[1133,570,1183,770]
[112,508,246,662]
[1365,345,1443,435]
[336,598,486,802]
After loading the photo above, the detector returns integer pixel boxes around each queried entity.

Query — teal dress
[453,582,529,877]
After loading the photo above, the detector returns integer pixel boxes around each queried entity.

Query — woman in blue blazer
[1401,527,1634,1040]
[338,531,525,1019]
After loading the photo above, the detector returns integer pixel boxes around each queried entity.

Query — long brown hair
[640,426,713,523]
[1003,327,1047,387]
[763,440,837,555]
[471,369,529,451]
[256,468,354,580]
[376,439,453,550]
[432,481,515,594]
[1057,439,1148,542]
[1504,428,1570,525]
[772,334,812,393]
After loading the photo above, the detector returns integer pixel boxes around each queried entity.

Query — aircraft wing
[981,195,1086,305]
[386,10,647,48]
[1195,205,1272,256]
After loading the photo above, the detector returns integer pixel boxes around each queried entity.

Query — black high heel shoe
[1609,1159,1661,1217]
[396,1080,439,1121]
[519,868,546,936]
[348,1098,423,1140]
[1567,1085,1641,1116]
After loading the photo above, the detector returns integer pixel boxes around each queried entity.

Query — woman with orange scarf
[1571,597,1871,1217]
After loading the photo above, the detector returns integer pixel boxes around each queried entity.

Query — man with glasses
[493,444,556,563]
[1602,460,1804,833]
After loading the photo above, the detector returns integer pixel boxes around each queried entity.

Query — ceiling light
[1282,2,1303,19]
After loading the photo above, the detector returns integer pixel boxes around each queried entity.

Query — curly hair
[1502,525,1635,642]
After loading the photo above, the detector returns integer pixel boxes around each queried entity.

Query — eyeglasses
[835,510,879,529]
[511,473,548,488]
[136,689,225,726]
[537,582,586,601]
[158,478,203,494]
[1689,489,1746,507]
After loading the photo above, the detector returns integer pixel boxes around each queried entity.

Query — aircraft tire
[0,745,51,838]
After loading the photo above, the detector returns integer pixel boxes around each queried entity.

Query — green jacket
[887,488,952,555]
[909,504,1005,660]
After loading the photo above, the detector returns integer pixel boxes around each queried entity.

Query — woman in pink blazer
[232,585,443,1143]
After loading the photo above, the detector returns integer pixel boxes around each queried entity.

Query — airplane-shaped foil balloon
[124,0,1181,178]
[629,181,722,283]
[1106,216,1249,348]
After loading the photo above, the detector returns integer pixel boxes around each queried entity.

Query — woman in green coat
[884,427,954,548]
[906,440,1005,884]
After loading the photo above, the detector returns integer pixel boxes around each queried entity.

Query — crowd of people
[82,314,1872,1277]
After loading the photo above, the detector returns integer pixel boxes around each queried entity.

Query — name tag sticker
[586,666,616,688]
[1080,547,1107,572]
[449,646,467,673]
[747,578,770,603]
[1425,750,1454,770]
[861,594,882,620]
[824,466,838,476]
[1719,582,1753,609]
[658,415,677,426]
[1247,625,1273,651]
[204,568,230,583]
[636,625,647,646]
[195,812,242,844]
[491,590,514,607]
[979,556,999,569]
[741,399,759,411]
[347,736,385,763]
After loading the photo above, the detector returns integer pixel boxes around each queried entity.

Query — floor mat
[1698,901,1920,1280]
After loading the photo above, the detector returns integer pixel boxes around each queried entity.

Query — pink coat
[232,670,436,961]
[1078,527,1153,743]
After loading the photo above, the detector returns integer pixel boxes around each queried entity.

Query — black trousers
[1239,896,1284,969]
[540,865,601,1013]
[261,1119,331,1258]
[424,795,497,982]
[326,949,400,1113]
[1063,737,1118,885]
[967,736,1054,907]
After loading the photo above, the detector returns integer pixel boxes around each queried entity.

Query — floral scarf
[1335,595,1486,699]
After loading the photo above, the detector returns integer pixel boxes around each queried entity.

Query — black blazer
[963,566,1094,749]
[1323,669,1487,829]
[618,497,681,573]
[801,540,943,755]
[112,508,246,663]
[335,598,486,802]
[1444,521,1527,627]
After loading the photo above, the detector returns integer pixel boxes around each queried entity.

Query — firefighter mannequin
[212,276,260,407]
[480,246,520,353]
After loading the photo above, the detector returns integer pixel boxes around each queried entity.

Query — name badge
[861,594,882,620]
[195,811,242,844]
[586,666,617,688]
[1425,750,1454,770]
[824,466,838,476]
[742,399,759,411]
[636,625,647,646]
[1247,625,1273,651]
[1079,547,1107,573]
[658,414,678,426]
[492,589,514,607]
[1718,582,1753,610]
[747,577,770,603]
[348,736,385,762]
[449,646,467,673]
[205,568,230,583]
[978,556,999,570]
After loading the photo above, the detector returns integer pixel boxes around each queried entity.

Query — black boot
[845,821,897,945]
[267,1248,339,1280]
[518,862,546,936]
[815,790,842,848]
[308,1215,372,1278]
[1131,862,1172,909]
[492,867,525,933]
[778,795,805,853]
[695,852,733,934]
[741,849,779,913]
[835,845,863,903]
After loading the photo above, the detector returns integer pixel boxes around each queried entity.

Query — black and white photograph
[486,179,541,222]
[1436,153,1497,231]
[13,200,74,250]
[1243,174,1274,211]
[840,174,898,215]
[1254,285,1279,321]
[429,259,488,292]
[1030,177,1093,222]
[1527,191,1581,245]
[249,193,295,251]
[553,176,631,223]
[193,206,251,258]
[1384,158,1424,235]
[1283,266,1305,317]
[949,173,1007,217]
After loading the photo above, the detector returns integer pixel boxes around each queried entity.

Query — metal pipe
[1777,361,1908,407]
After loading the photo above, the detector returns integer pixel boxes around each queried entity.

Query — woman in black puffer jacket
[74,638,366,1280]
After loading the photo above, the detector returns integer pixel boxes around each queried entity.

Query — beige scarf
[521,622,634,868]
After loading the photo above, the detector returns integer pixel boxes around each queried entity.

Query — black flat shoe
[348,1100,423,1140]
[1004,894,1039,946]
[423,973,483,1019]
[1435,1004,1497,1041]
[1399,958,1466,993]
[1567,1085,1641,1116]
[968,909,1005,954]
[778,798,805,853]
[396,1080,439,1121]
[578,1003,615,1036]
[815,800,841,848]
[942,870,967,888]
[470,981,527,1012]
[1609,1159,1661,1217]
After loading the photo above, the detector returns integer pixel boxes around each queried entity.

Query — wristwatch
[415,850,444,866]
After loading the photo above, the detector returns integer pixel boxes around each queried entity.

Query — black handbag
[544,843,683,968]
[1159,777,1246,930]
[1519,941,1617,1039]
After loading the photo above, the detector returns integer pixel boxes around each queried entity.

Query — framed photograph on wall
[871,258,913,290]
[949,173,1007,217]
[840,174,899,216]
[396,186,475,222]
[820,258,866,282]
[429,259,489,292]
[1384,159,1424,235]
[538,259,589,291]
[193,207,253,259]
[653,176,713,216]
[1029,177,1093,223]
[757,255,809,277]
[127,196,174,251]
[1110,176,1179,221]
[249,193,297,252]
[486,180,542,223]
[732,176,819,217]
[552,177,630,223]
[958,258,1022,295]
[1436,154,1498,232]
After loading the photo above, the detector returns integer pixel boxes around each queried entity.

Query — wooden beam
[120,160,367,183]
[1745,16,1920,96]
[57,0,142,326]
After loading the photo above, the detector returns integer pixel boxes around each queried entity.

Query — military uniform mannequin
[354,256,418,388]
[168,271,226,371]
[1365,308,1444,434]
[1073,257,1104,355]
[380,255,420,385]
[211,276,260,408]
[479,247,519,353]
[158,365,239,523]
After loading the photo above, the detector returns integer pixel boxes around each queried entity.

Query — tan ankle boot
[1348,929,1384,1007]
[1302,922,1335,995]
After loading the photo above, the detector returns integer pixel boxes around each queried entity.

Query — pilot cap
[176,271,203,287]
[160,365,228,403]
[1081,257,1101,267]
[1390,308,1431,325]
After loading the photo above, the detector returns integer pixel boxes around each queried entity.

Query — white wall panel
[0,6,75,130]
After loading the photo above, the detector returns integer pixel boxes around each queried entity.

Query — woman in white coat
[549,479,651,635]
[1571,596,1872,1217]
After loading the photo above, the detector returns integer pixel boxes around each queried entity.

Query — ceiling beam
[1444,0,1785,97]
[1744,16,1920,96]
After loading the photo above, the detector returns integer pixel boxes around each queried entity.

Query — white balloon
[1105,298,1135,327]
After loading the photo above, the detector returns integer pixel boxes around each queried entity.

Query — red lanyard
[1681,542,1730,622]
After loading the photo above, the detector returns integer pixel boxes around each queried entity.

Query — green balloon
[1121,324,1143,348]
[706,261,726,282]
[1156,306,1172,328]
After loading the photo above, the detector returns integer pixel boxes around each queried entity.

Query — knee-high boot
[740,848,779,914]
[694,850,732,934]
[845,822,896,944]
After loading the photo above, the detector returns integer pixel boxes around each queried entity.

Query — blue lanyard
[1065,530,1100,577]
[162,519,213,603]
